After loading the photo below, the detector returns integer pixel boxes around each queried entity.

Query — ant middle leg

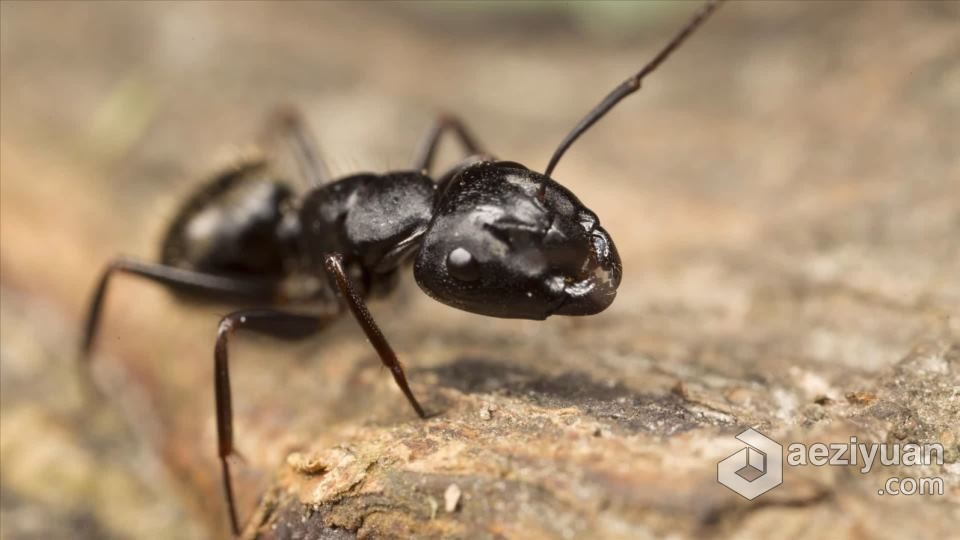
[213,307,340,536]
[412,113,486,174]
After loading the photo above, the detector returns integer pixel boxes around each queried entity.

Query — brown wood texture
[1,2,958,539]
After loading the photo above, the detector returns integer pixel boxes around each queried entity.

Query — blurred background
[1,2,958,539]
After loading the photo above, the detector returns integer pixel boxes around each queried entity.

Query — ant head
[414,161,621,320]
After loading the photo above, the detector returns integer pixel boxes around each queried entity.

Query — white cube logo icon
[717,428,783,499]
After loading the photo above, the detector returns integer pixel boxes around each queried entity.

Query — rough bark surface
[1,2,957,540]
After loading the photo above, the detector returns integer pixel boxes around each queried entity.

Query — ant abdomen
[161,160,300,279]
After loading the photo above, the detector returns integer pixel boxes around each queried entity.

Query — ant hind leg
[80,257,277,363]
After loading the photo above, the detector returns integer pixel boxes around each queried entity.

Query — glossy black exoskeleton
[79,1,723,535]
[415,161,621,319]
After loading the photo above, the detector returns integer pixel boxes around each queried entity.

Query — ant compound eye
[446,247,480,282]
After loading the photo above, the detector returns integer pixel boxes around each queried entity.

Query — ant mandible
[80,0,723,535]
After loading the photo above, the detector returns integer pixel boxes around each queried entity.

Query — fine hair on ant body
[80,1,724,535]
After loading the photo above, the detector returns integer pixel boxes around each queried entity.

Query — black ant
[80,1,724,535]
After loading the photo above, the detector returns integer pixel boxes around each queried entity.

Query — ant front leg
[412,113,486,175]
[323,254,427,419]
[213,308,340,536]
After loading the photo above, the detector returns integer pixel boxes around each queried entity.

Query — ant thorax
[298,171,436,273]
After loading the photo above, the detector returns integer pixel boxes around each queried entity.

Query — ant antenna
[544,0,725,178]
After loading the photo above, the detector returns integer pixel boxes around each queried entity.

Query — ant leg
[322,254,427,419]
[412,113,486,174]
[81,257,276,362]
[263,105,329,186]
[213,308,339,536]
